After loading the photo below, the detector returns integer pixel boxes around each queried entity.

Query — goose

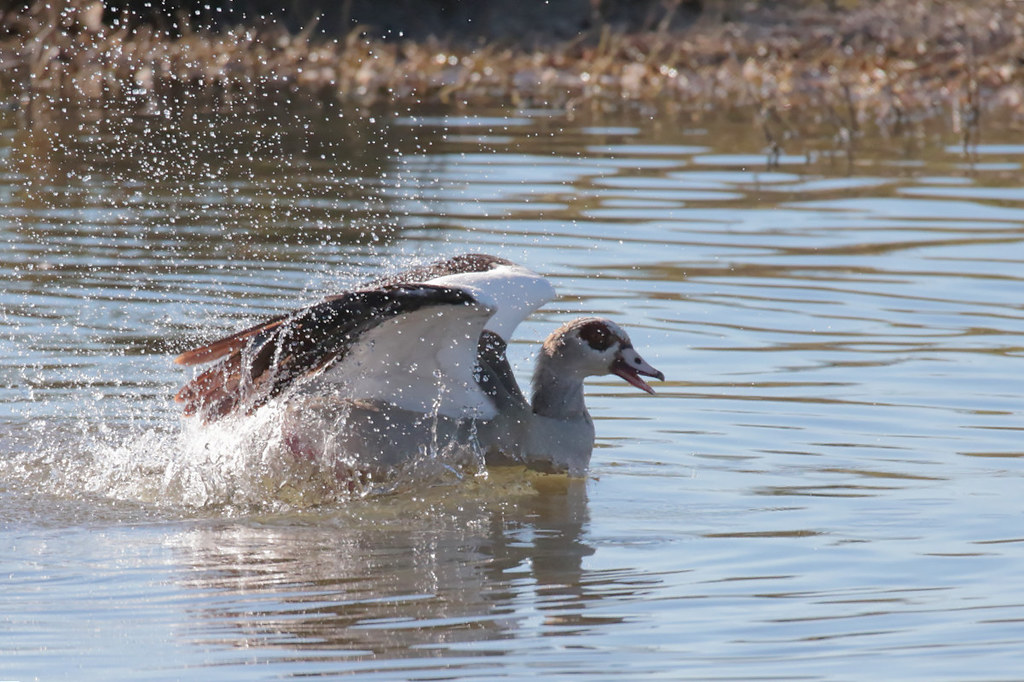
[173,254,664,477]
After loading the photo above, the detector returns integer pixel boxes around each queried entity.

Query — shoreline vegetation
[2,1,1022,143]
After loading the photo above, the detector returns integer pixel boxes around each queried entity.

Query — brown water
[2,95,1024,680]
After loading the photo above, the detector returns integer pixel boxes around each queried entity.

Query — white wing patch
[317,302,497,419]
[309,262,554,420]
[426,263,555,341]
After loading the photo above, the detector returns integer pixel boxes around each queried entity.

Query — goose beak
[611,347,665,395]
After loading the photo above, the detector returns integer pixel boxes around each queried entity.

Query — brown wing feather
[174,352,243,418]
[174,314,288,366]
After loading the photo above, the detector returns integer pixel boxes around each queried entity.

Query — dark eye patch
[578,320,615,351]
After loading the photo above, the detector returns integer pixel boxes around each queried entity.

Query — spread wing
[174,284,480,421]
[174,254,555,423]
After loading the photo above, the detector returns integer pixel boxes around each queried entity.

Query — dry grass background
[2,0,1022,141]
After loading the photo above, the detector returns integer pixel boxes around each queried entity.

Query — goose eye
[578,321,614,351]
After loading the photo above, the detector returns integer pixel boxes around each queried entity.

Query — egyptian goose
[174,254,663,476]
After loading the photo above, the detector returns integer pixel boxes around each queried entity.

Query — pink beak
[611,348,665,394]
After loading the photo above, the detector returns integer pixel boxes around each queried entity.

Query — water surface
[2,97,1024,680]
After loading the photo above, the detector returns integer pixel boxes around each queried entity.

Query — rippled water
[3,96,1024,680]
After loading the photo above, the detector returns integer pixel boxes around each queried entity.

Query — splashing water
[0,389,494,513]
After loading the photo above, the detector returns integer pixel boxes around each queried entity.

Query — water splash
[0,386,493,515]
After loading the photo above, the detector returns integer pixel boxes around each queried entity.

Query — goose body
[174,254,663,476]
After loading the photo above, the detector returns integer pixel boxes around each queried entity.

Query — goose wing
[174,254,554,423]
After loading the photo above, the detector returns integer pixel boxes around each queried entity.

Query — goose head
[532,317,664,419]
[576,317,665,392]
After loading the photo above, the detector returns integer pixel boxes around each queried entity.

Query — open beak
[611,347,665,395]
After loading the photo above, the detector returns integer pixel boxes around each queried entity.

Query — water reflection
[170,475,625,670]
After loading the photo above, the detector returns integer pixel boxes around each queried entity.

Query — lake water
[2,95,1024,680]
